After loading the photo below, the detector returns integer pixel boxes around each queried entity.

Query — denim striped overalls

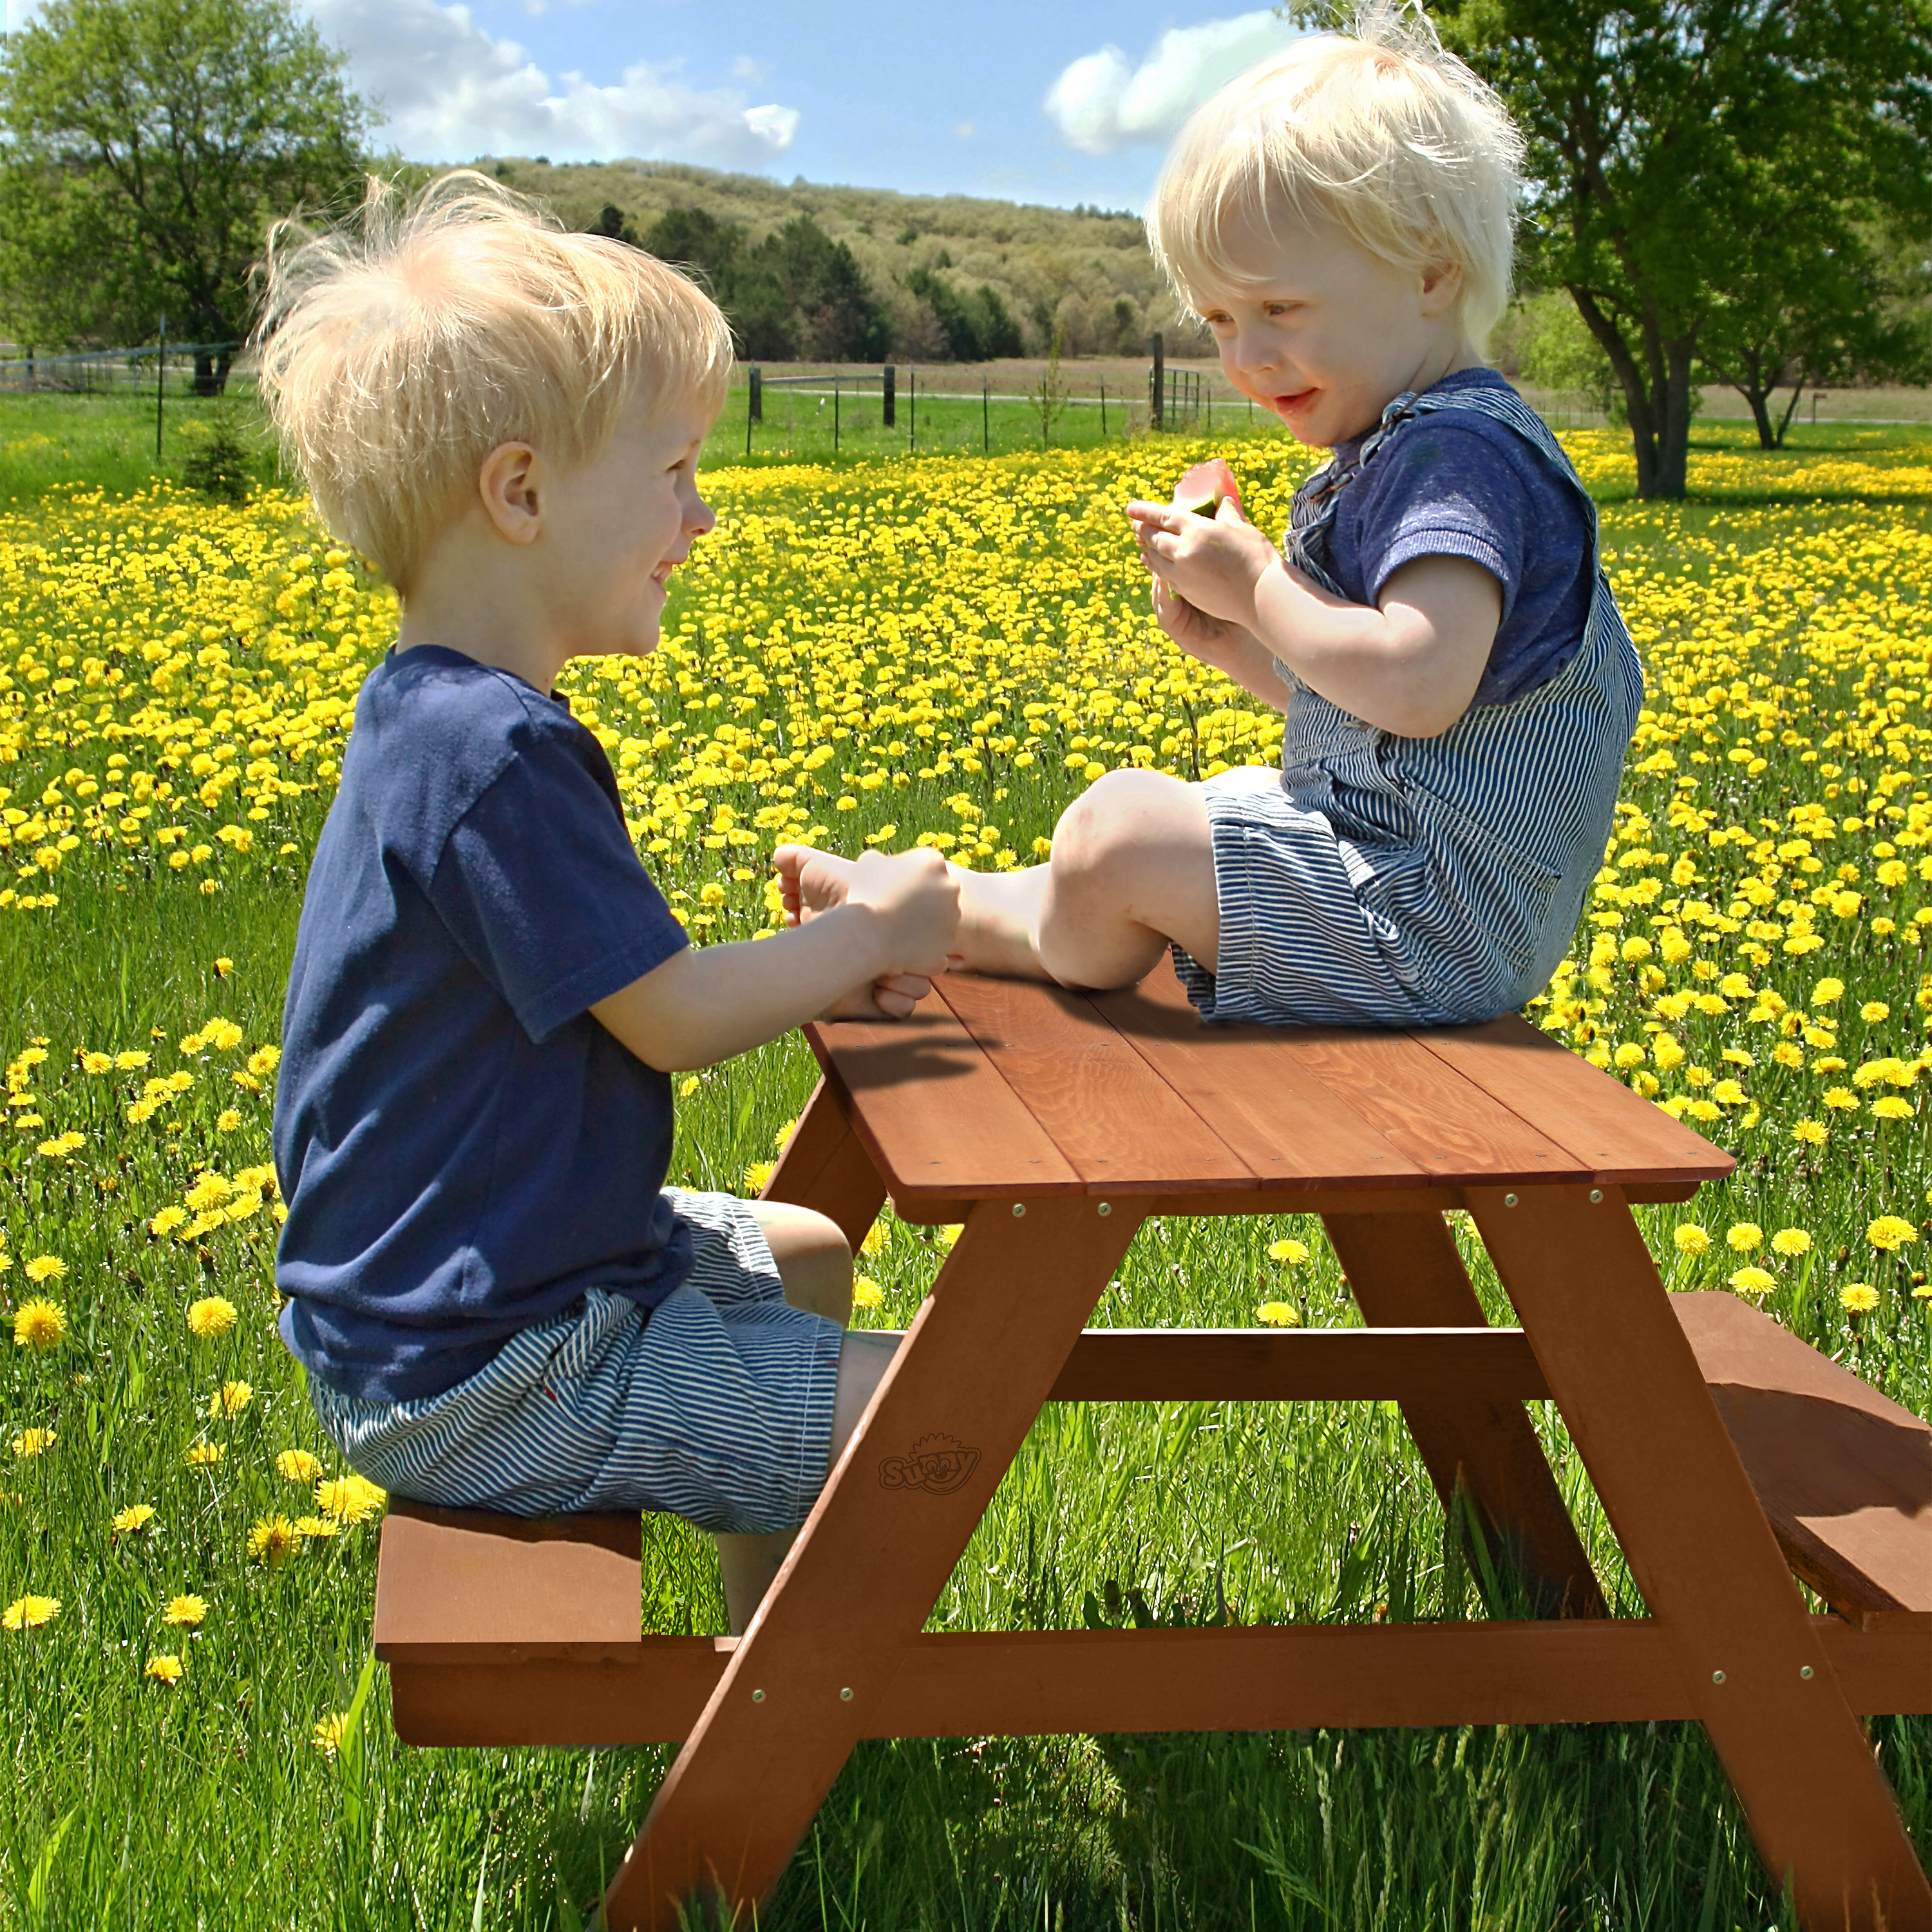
[1172,382,1643,1028]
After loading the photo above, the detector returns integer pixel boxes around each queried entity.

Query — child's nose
[687,491,717,536]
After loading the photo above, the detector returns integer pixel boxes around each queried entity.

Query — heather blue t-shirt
[274,646,693,1403]
[1323,368,1593,708]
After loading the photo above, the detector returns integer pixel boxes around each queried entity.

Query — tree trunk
[1567,285,1696,499]
[1742,385,1777,450]
[192,350,224,397]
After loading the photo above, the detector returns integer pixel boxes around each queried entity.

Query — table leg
[1472,1183,1931,1932]
[1323,1210,1605,1619]
[759,1075,887,1251]
[603,1196,1142,1932]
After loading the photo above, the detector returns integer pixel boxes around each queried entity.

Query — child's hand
[1150,574,1263,679]
[842,847,960,980]
[1126,493,1278,630]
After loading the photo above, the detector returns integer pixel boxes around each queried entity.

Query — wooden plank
[935,974,1256,1191]
[1086,971,1437,1189]
[1474,1184,1932,1932]
[1046,1327,1550,1403]
[383,1615,1932,1748]
[374,1502,643,1661]
[1674,1292,1932,1624]
[607,1198,1143,1932]
[759,1077,887,1252]
[805,1005,1082,1199]
[1094,967,1582,1187]
[1411,1016,1736,1186]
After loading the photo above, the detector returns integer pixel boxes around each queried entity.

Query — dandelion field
[0,418,1927,1926]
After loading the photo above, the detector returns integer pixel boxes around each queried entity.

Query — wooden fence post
[1149,332,1164,431]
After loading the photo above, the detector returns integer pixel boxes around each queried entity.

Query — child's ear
[1419,253,1464,316]
[477,440,543,546]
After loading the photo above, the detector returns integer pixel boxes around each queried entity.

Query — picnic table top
[804,967,1734,1208]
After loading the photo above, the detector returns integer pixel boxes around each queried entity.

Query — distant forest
[484,156,1211,362]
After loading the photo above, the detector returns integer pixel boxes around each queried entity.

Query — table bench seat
[1673,1292,1932,1629]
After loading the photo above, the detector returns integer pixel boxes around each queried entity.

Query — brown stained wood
[606,1198,1144,1932]
[1046,1327,1550,1404]
[374,1502,643,1660]
[1473,1185,1932,1932]
[1323,1211,1607,1621]
[1086,972,1435,1189]
[804,1005,1082,1199]
[1673,1293,1932,1624]
[384,1615,1932,1748]
[758,1078,887,1252]
[935,974,1255,1191]
[1411,1016,1736,1186]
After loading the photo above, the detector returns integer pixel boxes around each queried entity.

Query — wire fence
[0,341,242,395]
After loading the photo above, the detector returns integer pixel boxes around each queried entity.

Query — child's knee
[749,1199,853,1321]
[1053,768,1194,888]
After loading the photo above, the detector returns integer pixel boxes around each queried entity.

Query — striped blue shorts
[307,1188,847,1536]
[1171,766,1461,1029]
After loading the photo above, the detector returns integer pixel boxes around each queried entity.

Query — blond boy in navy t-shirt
[258,172,958,1634]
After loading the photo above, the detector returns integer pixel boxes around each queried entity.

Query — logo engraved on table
[878,1434,981,1494]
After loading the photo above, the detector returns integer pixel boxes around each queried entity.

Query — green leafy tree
[1695,220,1932,447]
[1418,0,1932,497]
[0,0,368,390]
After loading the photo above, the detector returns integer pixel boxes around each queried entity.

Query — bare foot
[772,842,856,927]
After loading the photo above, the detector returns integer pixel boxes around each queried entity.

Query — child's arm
[1128,496,1502,739]
[592,848,958,1072]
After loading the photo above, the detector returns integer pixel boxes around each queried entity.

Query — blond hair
[1148,10,1523,351]
[252,171,734,590]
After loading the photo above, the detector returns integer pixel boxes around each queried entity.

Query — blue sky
[240,0,1309,211]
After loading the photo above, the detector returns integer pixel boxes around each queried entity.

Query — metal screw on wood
[1012,1203,1025,1217]
[1504,1193,1519,1207]
[840,1687,853,1701]
[1712,1670,1726,1685]
[1589,1189,1604,1202]
[1097,1202,1112,1217]
[1800,1665,1814,1680]
[751,1689,765,1703]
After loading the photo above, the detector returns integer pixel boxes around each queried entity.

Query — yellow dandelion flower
[1860,1001,1891,1023]
[1770,1228,1812,1257]
[112,1503,157,1534]
[215,1108,242,1132]
[311,1713,350,1757]
[145,1653,184,1684]
[314,1473,386,1525]
[208,1380,253,1418]
[12,1297,66,1351]
[743,1160,775,1194]
[183,1173,232,1213]
[12,1428,55,1457]
[184,1441,225,1467]
[185,1296,237,1339]
[149,1206,187,1237]
[213,957,234,978]
[292,1515,338,1539]
[3,1595,59,1631]
[676,1075,700,1098]
[244,1045,280,1077]
[1812,978,1845,1005]
[858,1222,890,1258]
[1873,1095,1915,1121]
[1613,1043,1646,1069]
[113,1050,149,1072]
[23,1255,64,1283]
[1823,1087,1860,1112]
[1728,1267,1776,1298]
[1673,1224,1712,1256]
[162,1594,207,1627]
[1267,1238,1312,1265]
[246,1516,298,1566]
[1839,1282,1880,1314]
[1256,1301,1301,1327]
[1868,1216,1918,1252]
[274,1448,323,1483]
[850,1275,884,1310]
[1725,1223,1763,1253]
[1792,1119,1828,1145]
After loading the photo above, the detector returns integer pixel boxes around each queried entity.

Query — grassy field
[0,412,1926,1927]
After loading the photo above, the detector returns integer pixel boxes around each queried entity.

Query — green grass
[0,420,1925,1929]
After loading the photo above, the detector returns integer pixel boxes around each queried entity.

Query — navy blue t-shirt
[1323,369,1593,708]
[273,646,692,1403]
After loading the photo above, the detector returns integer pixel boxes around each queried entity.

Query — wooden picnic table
[374,968,1932,1930]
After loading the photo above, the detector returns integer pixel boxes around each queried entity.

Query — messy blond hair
[1148,8,1523,352]
[252,171,734,591]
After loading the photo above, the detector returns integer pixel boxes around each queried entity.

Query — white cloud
[952,121,974,140]
[1043,10,1302,156]
[304,0,800,167]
